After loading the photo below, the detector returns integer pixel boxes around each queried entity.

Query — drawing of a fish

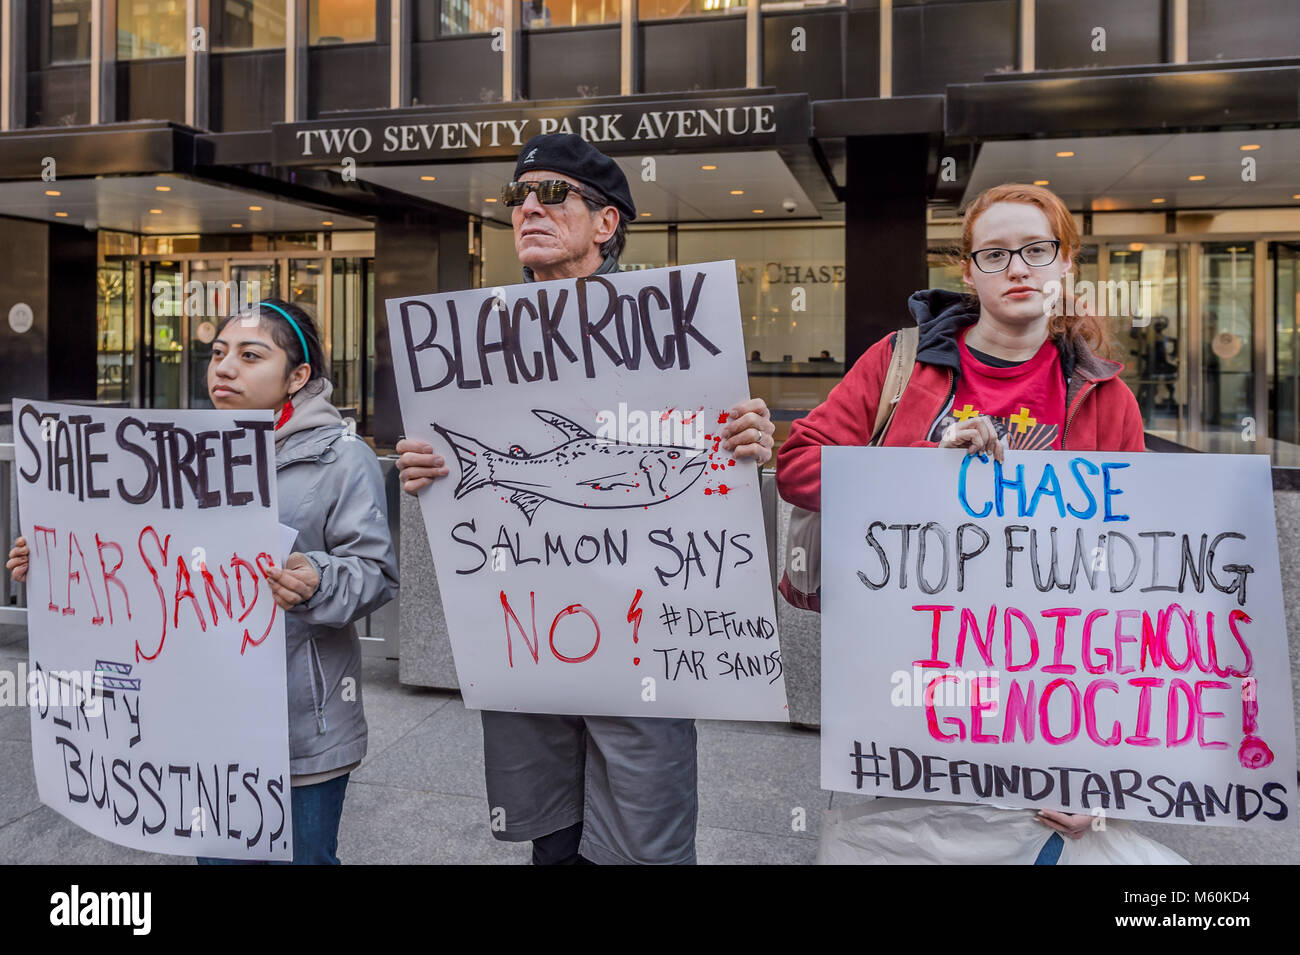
[433,409,710,524]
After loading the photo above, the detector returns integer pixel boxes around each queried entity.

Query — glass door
[187,259,226,410]
[331,257,368,420]
[144,261,184,409]
[1200,242,1255,432]
[1107,243,1184,432]
[231,260,280,312]
[97,259,135,403]
[1273,242,1300,445]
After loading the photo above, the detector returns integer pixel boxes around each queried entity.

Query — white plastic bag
[817,797,1188,865]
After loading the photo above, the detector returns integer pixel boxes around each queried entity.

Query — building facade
[2,0,1300,459]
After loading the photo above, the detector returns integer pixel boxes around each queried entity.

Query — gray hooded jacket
[273,378,399,776]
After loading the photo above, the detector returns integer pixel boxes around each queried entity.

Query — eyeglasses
[968,239,1061,273]
[500,179,586,207]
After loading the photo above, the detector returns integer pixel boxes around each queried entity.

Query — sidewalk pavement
[1,625,1295,864]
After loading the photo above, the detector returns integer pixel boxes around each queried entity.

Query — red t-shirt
[935,328,1067,450]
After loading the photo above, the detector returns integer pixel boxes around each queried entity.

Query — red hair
[961,183,1110,357]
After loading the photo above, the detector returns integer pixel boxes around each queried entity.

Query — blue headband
[251,301,311,367]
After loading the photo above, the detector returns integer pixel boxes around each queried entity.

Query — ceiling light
[54,211,68,217]
[248,204,263,211]
[640,212,651,217]
[45,189,60,196]
[752,209,764,214]
[420,175,437,181]
[1033,180,1049,186]
[322,220,333,226]
[149,209,162,214]
[1188,175,1206,181]
[1151,197,1166,204]
[484,197,497,203]
[730,189,744,195]
[155,185,171,192]
[231,223,243,228]
[1055,151,1074,158]
[1240,144,1261,151]
[701,164,717,171]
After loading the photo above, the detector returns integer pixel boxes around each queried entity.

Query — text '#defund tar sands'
[397,269,725,392]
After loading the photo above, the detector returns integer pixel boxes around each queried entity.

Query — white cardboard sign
[821,447,1297,828]
[14,400,294,859]
[386,260,788,720]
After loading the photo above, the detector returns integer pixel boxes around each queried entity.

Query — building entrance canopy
[0,121,370,235]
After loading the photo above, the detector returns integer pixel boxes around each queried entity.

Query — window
[117,0,186,58]
[520,0,617,29]
[50,0,92,63]
[310,0,376,44]
[638,0,745,21]
[438,0,505,35]
[679,224,845,431]
[213,0,287,51]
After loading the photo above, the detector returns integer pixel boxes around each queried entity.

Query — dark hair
[216,298,329,381]
[579,186,628,262]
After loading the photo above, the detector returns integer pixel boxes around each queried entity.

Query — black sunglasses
[501,179,587,207]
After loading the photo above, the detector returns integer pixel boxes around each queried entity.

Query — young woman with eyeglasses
[777,183,1183,864]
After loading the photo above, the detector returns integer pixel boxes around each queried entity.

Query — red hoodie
[776,289,1145,607]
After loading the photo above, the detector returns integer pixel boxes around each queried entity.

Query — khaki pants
[480,710,698,865]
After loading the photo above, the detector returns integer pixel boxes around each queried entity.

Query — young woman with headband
[9,298,399,865]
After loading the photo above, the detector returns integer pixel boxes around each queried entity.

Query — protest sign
[386,260,787,719]
[821,447,1297,827]
[14,399,293,858]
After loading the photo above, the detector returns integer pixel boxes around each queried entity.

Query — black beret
[513,133,637,223]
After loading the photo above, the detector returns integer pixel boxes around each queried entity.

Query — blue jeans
[1033,832,1064,865]
[197,773,350,865]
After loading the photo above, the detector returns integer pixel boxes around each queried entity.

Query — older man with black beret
[396,133,775,864]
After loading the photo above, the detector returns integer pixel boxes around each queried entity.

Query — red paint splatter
[728,459,735,466]
[704,488,712,495]
[716,411,729,424]
[710,463,718,470]
[628,589,644,667]
[716,484,730,495]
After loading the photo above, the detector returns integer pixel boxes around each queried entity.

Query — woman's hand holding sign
[939,414,1006,463]
[6,536,29,584]
[266,552,321,610]
[721,398,776,466]
[1036,810,1094,840]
